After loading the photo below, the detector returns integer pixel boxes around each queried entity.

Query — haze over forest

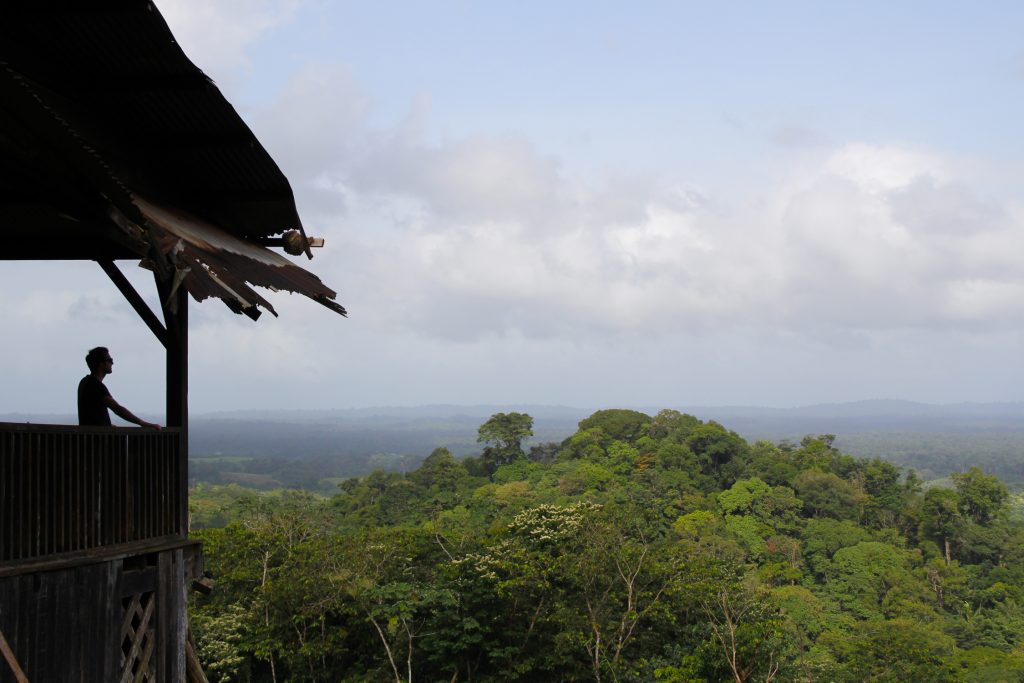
[3,1,1024,416]
[8,400,1022,486]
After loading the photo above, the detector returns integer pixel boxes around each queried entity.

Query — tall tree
[477,412,534,470]
[921,488,965,565]
[577,409,652,443]
[952,466,1008,525]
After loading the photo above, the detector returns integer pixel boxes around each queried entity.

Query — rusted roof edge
[135,196,346,319]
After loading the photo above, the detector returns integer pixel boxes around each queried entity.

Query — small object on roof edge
[260,230,325,255]
[283,230,305,256]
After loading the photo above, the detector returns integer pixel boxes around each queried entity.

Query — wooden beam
[0,628,29,683]
[98,259,168,348]
[186,628,211,683]
[0,536,199,579]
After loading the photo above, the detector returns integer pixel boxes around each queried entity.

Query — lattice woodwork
[120,592,157,683]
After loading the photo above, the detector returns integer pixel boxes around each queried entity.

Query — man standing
[78,347,161,429]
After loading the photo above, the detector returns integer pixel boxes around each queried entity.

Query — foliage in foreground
[190,409,1024,682]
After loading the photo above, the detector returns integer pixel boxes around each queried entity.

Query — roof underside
[0,4,345,318]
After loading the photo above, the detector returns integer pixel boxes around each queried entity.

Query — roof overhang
[0,4,345,319]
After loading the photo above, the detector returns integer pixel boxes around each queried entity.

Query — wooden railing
[0,423,185,564]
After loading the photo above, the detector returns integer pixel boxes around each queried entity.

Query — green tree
[718,478,774,517]
[685,422,749,487]
[466,502,604,678]
[825,541,914,619]
[953,467,1009,525]
[696,576,790,682]
[569,506,683,681]
[192,602,249,682]
[188,408,1024,682]
[761,535,804,586]
[747,440,799,487]
[922,487,965,565]
[793,468,862,521]
[718,477,802,537]
[646,409,701,441]
[577,408,652,443]
[326,527,448,682]
[823,618,958,682]
[527,441,561,463]
[771,584,842,678]
[192,491,342,682]
[478,412,534,471]
[800,518,871,578]
[859,458,906,528]
[952,646,1024,683]
[408,447,471,514]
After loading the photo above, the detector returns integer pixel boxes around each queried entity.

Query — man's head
[85,347,113,373]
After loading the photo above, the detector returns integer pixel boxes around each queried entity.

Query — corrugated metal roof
[0,3,302,240]
[136,196,346,317]
[0,3,346,318]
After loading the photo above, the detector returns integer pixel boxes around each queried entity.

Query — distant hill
[675,400,1024,438]
[5,401,1022,484]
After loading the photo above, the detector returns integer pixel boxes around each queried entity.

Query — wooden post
[164,284,188,430]
[169,287,188,536]
[157,278,190,678]
[156,275,189,536]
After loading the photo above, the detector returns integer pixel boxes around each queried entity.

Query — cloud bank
[4,2,1015,413]
[156,2,1024,348]
[247,63,1024,344]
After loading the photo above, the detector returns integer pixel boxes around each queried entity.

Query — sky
[3,1,1024,417]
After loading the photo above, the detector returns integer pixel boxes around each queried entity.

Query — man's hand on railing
[108,399,161,429]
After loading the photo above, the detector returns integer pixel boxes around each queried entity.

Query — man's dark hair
[85,347,109,372]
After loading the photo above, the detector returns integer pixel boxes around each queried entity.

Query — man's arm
[104,395,161,429]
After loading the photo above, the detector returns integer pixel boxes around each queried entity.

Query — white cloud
[253,62,372,179]
[157,0,302,78]
[945,279,1024,321]
[822,143,949,191]
[302,133,1024,341]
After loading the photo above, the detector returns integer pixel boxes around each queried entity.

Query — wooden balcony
[0,422,186,573]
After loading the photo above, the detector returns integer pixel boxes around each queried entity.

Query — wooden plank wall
[0,424,183,564]
[0,547,192,682]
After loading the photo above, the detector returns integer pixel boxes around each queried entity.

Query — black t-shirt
[78,375,111,426]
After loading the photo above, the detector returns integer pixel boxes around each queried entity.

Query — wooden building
[0,5,344,681]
